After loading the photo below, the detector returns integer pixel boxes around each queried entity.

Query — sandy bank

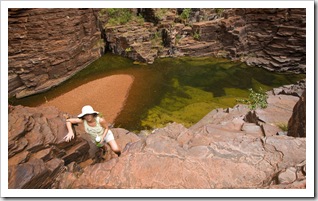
[42,74,134,123]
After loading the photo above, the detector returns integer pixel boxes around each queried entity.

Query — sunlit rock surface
[8,83,305,189]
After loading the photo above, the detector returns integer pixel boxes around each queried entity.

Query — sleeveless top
[83,116,105,141]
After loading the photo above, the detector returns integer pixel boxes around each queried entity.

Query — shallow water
[10,53,305,132]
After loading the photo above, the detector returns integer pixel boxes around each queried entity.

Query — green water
[10,53,305,132]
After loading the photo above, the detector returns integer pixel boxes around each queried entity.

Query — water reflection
[10,53,305,132]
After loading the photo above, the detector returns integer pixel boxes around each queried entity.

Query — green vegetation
[193,31,201,40]
[94,39,105,49]
[276,123,288,131]
[180,8,191,24]
[100,8,144,26]
[125,47,132,53]
[215,8,225,17]
[151,30,163,47]
[236,87,268,110]
[11,54,305,131]
[153,31,161,40]
[154,8,169,20]
[175,34,182,45]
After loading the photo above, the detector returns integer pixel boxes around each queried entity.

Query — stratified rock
[8,8,102,98]
[102,8,305,73]
[255,94,299,125]
[8,158,64,189]
[8,105,91,188]
[105,23,158,64]
[8,85,306,189]
[271,79,305,97]
[4,104,137,188]
[9,8,306,99]
[53,89,306,189]
[287,90,306,137]
[55,120,305,189]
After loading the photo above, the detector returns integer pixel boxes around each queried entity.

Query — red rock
[288,90,306,137]
[8,8,102,98]
[7,87,306,189]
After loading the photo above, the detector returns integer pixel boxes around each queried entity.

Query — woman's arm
[99,117,109,141]
[63,118,83,142]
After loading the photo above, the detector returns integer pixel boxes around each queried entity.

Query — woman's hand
[63,131,75,142]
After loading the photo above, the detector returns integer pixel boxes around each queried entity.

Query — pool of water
[10,53,305,132]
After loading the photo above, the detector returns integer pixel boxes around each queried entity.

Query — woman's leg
[108,139,121,157]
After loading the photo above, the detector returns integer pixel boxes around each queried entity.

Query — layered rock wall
[104,8,305,73]
[228,9,305,73]
[8,8,306,98]
[8,8,103,98]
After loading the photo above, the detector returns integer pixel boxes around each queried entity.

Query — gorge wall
[105,8,306,73]
[8,8,103,98]
[7,8,307,190]
[8,8,306,98]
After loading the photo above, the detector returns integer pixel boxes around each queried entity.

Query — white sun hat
[78,105,99,118]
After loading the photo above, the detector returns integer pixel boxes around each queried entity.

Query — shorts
[102,129,115,143]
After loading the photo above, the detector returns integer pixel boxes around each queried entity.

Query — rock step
[241,122,264,137]
[61,139,90,165]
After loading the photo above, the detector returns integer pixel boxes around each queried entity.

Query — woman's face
[83,114,94,122]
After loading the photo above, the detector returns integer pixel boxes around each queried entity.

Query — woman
[63,105,121,157]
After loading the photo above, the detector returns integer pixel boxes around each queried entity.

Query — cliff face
[104,8,305,73]
[8,8,103,98]
[221,9,306,73]
[8,8,306,98]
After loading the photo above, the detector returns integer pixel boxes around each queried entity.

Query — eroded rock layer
[104,8,305,72]
[8,8,102,98]
[8,8,305,98]
[8,83,306,189]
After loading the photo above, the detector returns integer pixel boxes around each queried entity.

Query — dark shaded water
[10,53,305,132]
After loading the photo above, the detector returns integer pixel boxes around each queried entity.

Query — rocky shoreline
[8,8,306,98]
[8,82,306,189]
[7,7,307,190]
